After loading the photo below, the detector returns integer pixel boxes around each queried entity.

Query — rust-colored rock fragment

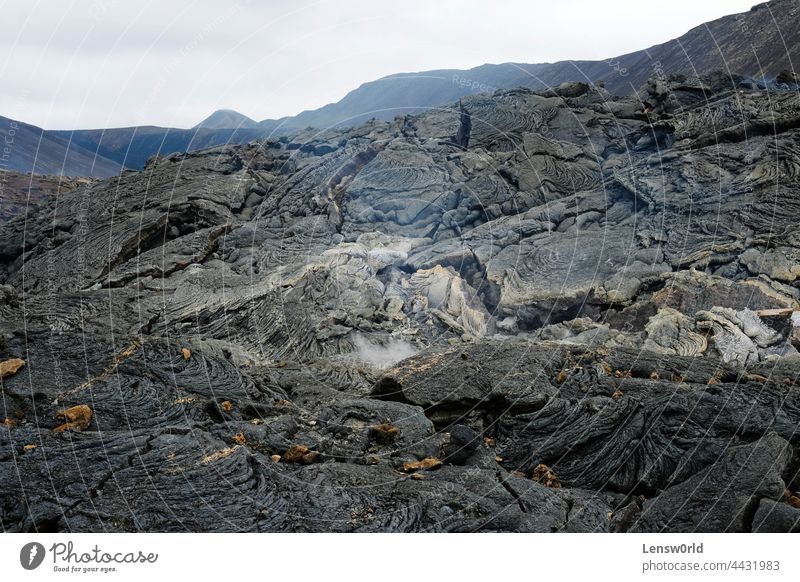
[370,423,399,444]
[402,457,442,472]
[531,463,561,488]
[746,373,768,383]
[0,358,25,379]
[784,489,800,509]
[284,444,317,464]
[53,405,92,432]
[181,348,191,360]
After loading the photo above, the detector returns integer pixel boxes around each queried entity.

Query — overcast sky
[0,0,759,130]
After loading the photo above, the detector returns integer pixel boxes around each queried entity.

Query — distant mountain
[0,116,121,178]
[278,0,799,128]
[195,109,259,129]
[50,125,274,171]
[4,0,797,177]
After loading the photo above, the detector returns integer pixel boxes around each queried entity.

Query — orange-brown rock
[531,463,561,488]
[370,423,400,444]
[402,457,442,472]
[784,490,800,509]
[54,404,93,432]
[284,444,317,464]
[0,358,25,379]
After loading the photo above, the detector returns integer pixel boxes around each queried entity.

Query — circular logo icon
[20,542,46,570]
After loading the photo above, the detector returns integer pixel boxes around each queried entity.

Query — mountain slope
[278,0,799,128]
[0,117,122,178]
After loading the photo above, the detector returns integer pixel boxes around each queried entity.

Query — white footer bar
[1,533,796,581]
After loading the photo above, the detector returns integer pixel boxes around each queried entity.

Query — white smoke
[350,334,417,369]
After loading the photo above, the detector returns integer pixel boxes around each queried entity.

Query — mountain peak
[194,109,259,129]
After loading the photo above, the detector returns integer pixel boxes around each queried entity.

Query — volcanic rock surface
[2,74,800,532]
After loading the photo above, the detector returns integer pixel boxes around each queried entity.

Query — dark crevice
[454,101,472,149]
[326,145,383,231]
[33,516,61,533]
[496,471,528,514]
[497,165,520,189]
[372,381,549,434]
[599,479,661,500]
[99,214,169,279]
[740,497,763,533]
[100,222,229,289]
[370,377,415,406]
[561,496,575,531]
[98,201,225,284]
